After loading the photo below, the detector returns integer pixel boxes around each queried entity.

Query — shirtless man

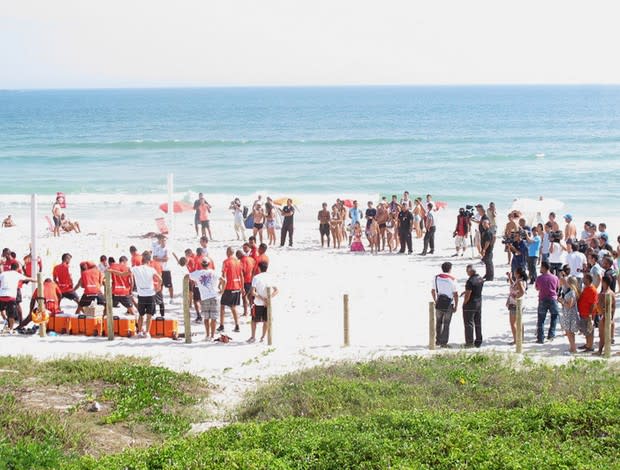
[504,212,519,264]
[548,212,560,232]
[52,197,63,237]
[375,203,388,251]
[564,214,577,242]
[317,203,331,248]
[252,205,265,243]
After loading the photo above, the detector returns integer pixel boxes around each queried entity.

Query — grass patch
[237,353,620,420]
[70,398,620,469]
[0,356,209,468]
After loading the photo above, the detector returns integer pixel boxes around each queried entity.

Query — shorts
[577,317,593,336]
[508,304,517,315]
[319,223,330,236]
[79,294,105,307]
[113,295,133,309]
[252,305,268,322]
[244,282,253,295]
[379,223,386,229]
[193,286,201,301]
[221,289,241,307]
[53,216,61,228]
[161,271,172,288]
[137,295,156,316]
[455,235,467,249]
[0,299,18,320]
[266,220,275,229]
[61,291,80,302]
[199,298,219,320]
[253,223,264,230]
[200,220,210,229]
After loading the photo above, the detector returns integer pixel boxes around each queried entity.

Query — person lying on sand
[2,215,15,228]
[61,214,81,233]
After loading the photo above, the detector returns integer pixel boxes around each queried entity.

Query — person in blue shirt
[348,200,363,245]
[525,226,542,283]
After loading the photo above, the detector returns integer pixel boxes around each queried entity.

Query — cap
[600,233,609,241]
[564,214,573,221]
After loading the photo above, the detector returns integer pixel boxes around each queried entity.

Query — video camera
[501,230,527,244]
[463,205,475,218]
[549,230,563,243]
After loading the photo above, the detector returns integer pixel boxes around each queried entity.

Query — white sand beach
[1,197,618,420]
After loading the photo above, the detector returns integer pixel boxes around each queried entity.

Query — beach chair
[155,217,169,235]
[45,216,54,233]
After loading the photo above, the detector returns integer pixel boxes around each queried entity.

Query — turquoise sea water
[1,86,619,215]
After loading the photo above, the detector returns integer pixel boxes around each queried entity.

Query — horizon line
[2,82,620,92]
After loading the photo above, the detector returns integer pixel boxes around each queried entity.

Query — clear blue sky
[2,0,619,89]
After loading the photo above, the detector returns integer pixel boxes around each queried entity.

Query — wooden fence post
[604,293,612,358]
[429,301,436,350]
[266,287,273,346]
[37,273,46,337]
[515,297,523,353]
[183,275,192,344]
[343,294,350,347]
[105,271,114,340]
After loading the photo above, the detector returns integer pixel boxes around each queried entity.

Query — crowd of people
[0,235,278,343]
[315,192,439,255]
[431,205,619,355]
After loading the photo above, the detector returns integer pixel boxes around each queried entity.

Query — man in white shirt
[248,261,279,343]
[129,252,161,338]
[565,242,587,286]
[0,264,34,333]
[430,262,459,347]
[152,235,173,304]
[189,259,223,340]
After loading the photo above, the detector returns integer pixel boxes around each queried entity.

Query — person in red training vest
[218,247,243,333]
[74,261,105,315]
[53,253,80,306]
[109,256,135,315]
[237,249,256,316]
[253,243,269,276]
[20,278,62,328]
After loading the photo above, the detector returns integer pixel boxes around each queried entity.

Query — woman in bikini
[413,198,424,238]
[265,200,277,246]
[375,203,388,252]
[330,204,342,249]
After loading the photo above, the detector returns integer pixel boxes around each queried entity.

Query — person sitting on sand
[2,215,15,228]
[60,214,81,233]
[350,222,365,252]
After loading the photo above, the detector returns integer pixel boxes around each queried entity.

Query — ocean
[1,85,619,218]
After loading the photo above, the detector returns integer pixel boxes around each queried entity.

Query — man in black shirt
[463,264,484,347]
[480,219,495,281]
[280,199,295,247]
[365,201,377,232]
[397,206,413,254]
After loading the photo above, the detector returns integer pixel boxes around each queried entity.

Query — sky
[1,0,619,89]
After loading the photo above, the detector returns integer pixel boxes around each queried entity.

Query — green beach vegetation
[1,354,618,469]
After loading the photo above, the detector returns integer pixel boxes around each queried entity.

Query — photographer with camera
[506,230,528,276]
[524,226,542,284]
[452,207,471,257]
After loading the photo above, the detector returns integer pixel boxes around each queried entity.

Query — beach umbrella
[342,199,354,208]
[159,201,193,214]
[273,197,301,206]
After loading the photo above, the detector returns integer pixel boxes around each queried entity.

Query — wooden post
[429,301,436,350]
[604,293,612,358]
[515,297,523,354]
[343,294,350,347]
[37,273,46,337]
[266,287,273,346]
[105,271,114,340]
[183,276,191,344]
